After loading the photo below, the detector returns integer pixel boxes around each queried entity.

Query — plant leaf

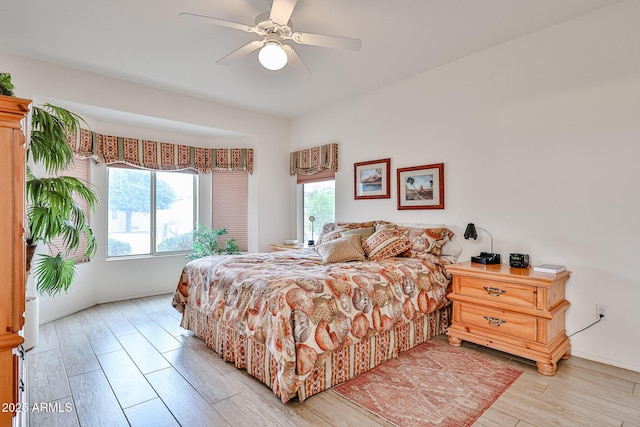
[0,72,15,96]
[29,105,85,174]
[186,225,239,260]
[33,254,76,296]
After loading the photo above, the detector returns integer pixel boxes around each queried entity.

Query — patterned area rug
[333,340,522,427]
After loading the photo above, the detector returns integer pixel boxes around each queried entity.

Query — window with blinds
[48,157,92,263]
[211,171,248,252]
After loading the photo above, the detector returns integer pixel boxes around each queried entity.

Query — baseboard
[571,350,640,373]
[38,290,175,325]
[94,289,175,305]
[38,302,98,325]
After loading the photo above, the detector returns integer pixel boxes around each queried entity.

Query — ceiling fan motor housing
[255,11,293,39]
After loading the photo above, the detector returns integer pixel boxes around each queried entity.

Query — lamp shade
[258,42,287,70]
[464,223,478,240]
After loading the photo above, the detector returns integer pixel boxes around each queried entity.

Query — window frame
[106,166,198,259]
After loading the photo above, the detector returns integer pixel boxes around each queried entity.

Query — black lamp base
[471,252,501,265]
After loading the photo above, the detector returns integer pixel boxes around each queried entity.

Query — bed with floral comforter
[172,222,458,403]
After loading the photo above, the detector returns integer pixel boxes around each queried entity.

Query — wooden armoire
[0,95,30,426]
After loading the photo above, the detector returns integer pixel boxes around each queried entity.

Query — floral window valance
[69,128,253,174]
[290,143,338,176]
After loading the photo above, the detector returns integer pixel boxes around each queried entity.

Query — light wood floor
[26,294,640,427]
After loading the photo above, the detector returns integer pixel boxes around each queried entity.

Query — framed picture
[397,163,444,210]
[354,158,391,199]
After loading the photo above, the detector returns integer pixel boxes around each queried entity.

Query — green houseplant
[0,72,15,96]
[187,224,240,260]
[26,104,99,296]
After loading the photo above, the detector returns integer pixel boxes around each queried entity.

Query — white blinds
[47,157,92,263]
[211,171,248,251]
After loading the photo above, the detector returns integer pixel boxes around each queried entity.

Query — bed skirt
[180,303,451,402]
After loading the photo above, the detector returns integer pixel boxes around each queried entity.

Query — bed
[172,221,461,403]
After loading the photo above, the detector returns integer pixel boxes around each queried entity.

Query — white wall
[291,1,640,372]
[2,52,291,322]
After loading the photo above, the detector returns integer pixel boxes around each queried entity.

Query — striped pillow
[362,228,412,261]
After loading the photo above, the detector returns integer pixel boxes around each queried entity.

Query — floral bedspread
[172,249,452,401]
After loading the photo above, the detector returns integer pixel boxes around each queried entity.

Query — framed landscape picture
[354,158,390,199]
[397,163,444,209]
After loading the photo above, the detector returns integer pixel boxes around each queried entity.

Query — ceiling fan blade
[217,40,265,65]
[179,12,255,33]
[269,0,297,25]
[291,31,361,51]
[282,45,309,73]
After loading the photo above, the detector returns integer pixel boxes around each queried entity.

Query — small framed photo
[354,158,391,199]
[397,163,444,210]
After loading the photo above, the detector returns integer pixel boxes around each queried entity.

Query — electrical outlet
[596,304,608,321]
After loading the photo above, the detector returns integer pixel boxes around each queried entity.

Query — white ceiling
[0,0,621,119]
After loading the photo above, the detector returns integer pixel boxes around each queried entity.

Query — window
[303,180,335,243]
[107,167,197,257]
[211,171,248,251]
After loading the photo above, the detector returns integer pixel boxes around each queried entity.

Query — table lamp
[308,216,316,246]
[464,223,501,264]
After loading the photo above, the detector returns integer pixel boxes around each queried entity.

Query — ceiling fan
[180,0,362,71]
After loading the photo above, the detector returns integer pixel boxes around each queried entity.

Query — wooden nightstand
[269,243,308,252]
[445,261,571,375]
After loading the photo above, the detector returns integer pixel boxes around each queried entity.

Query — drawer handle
[483,286,506,297]
[483,316,507,327]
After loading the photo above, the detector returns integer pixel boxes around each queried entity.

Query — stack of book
[533,264,566,274]
[283,239,299,246]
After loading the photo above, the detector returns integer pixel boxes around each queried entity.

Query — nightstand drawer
[458,276,536,308]
[459,303,537,341]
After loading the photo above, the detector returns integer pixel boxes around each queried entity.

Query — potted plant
[24,101,99,349]
[2,72,99,347]
[187,225,240,260]
[0,73,96,296]
[26,104,99,294]
[0,72,15,96]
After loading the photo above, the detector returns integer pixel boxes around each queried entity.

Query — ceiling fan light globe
[258,42,288,70]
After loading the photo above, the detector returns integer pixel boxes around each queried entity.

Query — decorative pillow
[373,220,392,230]
[421,227,453,256]
[341,226,375,241]
[317,221,379,245]
[402,227,454,257]
[362,228,412,261]
[315,234,365,264]
[318,230,343,244]
[374,221,397,232]
[316,222,338,245]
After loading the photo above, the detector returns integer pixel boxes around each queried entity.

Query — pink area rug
[333,340,522,427]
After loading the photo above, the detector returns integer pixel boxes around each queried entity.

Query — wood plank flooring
[26,294,640,426]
